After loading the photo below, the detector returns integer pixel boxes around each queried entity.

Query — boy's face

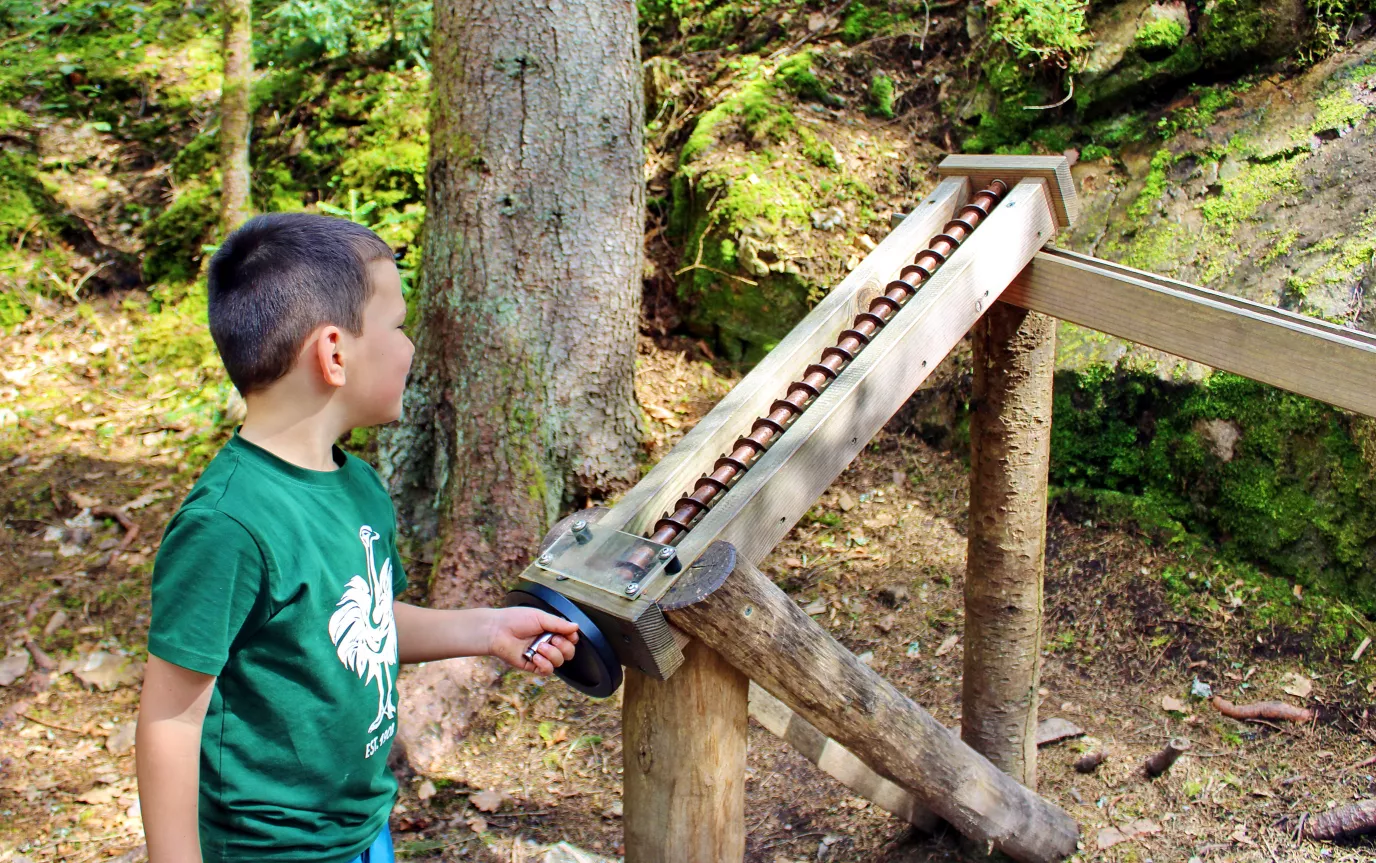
[345,259,414,426]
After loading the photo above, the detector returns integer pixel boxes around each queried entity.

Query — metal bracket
[534,521,680,602]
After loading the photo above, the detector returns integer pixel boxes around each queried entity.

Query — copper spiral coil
[620,179,1010,581]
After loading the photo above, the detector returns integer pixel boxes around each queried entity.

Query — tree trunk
[380,0,644,608]
[217,0,252,235]
[962,302,1057,788]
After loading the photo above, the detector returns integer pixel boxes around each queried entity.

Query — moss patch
[1052,364,1376,614]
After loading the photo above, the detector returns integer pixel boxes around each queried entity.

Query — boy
[135,213,580,863]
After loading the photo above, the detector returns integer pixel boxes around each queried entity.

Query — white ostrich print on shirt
[328,525,399,735]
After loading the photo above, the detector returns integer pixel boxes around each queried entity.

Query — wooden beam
[601,176,971,539]
[672,179,1060,568]
[623,641,748,863]
[937,155,1078,229]
[962,302,1056,788]
[1004,248,1376,418]
[664,555,1080,863]
[747,683,936,831]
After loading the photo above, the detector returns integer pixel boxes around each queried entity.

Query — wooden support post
[623,639,748,863]
[663,554,1079,863]
[962,302,1057,788]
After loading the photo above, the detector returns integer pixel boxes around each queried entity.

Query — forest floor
[2,295,1376,863]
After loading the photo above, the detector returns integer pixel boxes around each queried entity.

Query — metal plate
[534,522,677,602]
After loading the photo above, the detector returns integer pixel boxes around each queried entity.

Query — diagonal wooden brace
[660,548,1080,863]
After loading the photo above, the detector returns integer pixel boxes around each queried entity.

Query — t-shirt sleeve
[148,508,268,676]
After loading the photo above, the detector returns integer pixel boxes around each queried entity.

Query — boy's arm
[137,655,215,863]
[393,603,578,674]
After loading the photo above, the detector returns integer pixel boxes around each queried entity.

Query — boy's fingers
[550,636,576,660]
[537,642,565,668]
[531,653,554,675]
[537,611,580,636]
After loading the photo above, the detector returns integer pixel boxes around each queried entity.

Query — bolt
[555,574,568,581]
[572,519,587,531]
[538,552,552,565]
[626,582,640,595]
[657,546,674,560]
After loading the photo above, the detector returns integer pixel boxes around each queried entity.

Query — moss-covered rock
[1075,0,1308,116]
[670,51,922,360]
[1052,364,1376,614]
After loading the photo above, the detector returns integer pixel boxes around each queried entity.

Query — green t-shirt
[149,433,407,863]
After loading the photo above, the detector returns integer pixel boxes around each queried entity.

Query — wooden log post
[623,641,748,861]
[962,302,1057,788]
[663,555,1080,863]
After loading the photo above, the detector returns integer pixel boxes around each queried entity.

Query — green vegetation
[1052,365,1376,615]
[1134,16,1186,55]
[985,0,1091,65]
[869,74,895,119]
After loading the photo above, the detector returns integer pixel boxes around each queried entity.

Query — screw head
[625,582,640,595]
[657,546,675,560]
[537,552,552,565]
[572,519,587,531]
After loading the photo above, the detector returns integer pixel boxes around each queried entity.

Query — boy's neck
[238,390,351,473]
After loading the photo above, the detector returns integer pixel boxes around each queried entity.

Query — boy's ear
[314,326,347,389]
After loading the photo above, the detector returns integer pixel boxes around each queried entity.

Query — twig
[1144,737,1190,777]
[1023,76,1075,111]
[674,230,758,286]
[1211,696,1313,723]
[765,0,850,62]
[92,505,140,553]
[18,711,84,734]
[1335,753,1376,775]
[919,0,931,53]
[758,831,827,851]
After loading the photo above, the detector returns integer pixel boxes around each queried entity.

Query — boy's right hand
[486,607,579,675]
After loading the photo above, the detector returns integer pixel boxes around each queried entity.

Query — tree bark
[623,641,748,862]
[217,0,252,235]
[381,0,644,608]
[962,302,1056,788]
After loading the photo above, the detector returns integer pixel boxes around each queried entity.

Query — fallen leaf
[1230,825,1257,847]
[876,613,897,634]
[935,635,959,657]
[43,609,68,638]
[1035,717,1085,747]
[72,651,144,692]
[0,650,31,686]
[106,721,137,755]
[1281,672,1313,700]
[837,490,857,512]
[76,786,118,805]
[1354,637,1372,663]
[69,491,101,508]
[645,404,675,421]
[1096,827,1129,851]
[416,780,437,801]
[1096,819,1160,850]
[467,816,488,833]
[469,788,510,813]
[803,598,827,615]
[783,557,803,569]
[1161,695,1189,713]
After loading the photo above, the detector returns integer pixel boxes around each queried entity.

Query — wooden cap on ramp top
[937,154,1079,230]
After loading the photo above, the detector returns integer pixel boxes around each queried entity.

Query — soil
[3,297,1376,863]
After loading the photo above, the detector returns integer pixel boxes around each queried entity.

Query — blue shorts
[348,825,395,863]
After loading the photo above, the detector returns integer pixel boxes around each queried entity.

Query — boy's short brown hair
[206,213,394,395]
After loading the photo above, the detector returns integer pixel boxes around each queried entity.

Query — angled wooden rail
[1005,248,1376,418]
